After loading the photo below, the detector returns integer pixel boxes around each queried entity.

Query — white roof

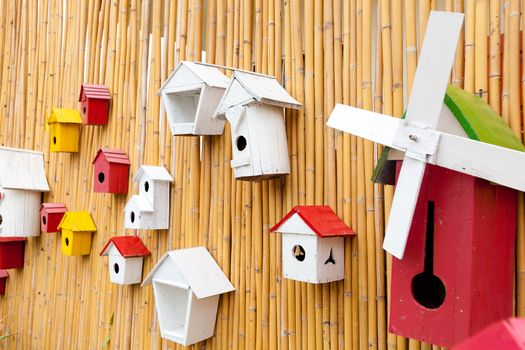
[157,61,230,94]
[133,165,174,183]
[124,195,154,213]
[142,246,235,299]
[216,71,301,115]
[0,147,50,191]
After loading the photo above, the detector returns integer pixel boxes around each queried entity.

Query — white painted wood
[403,11,463,129]
[104,245,145,285]
[215,78,255,118]
[392,121,441,162]
[152,281,190,343]
[134,165,173,183]
[316,237,346,283]
[123,195,155,229]
[185,294,220,345]
[382,157,427,259]
[0,189,41,237]
[193,85,227,135]
[0,147,50,191]
[327,104,402,150]
[436,104,469,137]
[435,132,525,192]
[274,213,316,236]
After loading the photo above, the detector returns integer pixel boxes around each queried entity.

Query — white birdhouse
[158,61,230,136]
[142,247,235,346]
[270,206,355,284]
[0,147,50,237]
[100,236,151,285]
[124,165,173,230]
[214,71,302,180]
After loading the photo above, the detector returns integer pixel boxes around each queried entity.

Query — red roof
[40,203,67,214]
[270,206,356,238]
[79,84,111,101]
[100,236,151,257]
[0,270,8,278]
[92,148,131,165]
[0,237,26,242]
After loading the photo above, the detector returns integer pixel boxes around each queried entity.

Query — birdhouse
[124,166,173,230]
[0,270,8,295]
[327,11,525,347]
[452,318,525,350]
[0,147,50,237]
[58,212,97,256]
[142,247,235,346]
[99,236,150,285]
[158,61,229,136]
[214,71,302,180]
[78,84,111,125]
[0,238,26,269]
[270,206,355,283]
[46,108,82,152]
[40,203,67,233]
[92,148,131,194]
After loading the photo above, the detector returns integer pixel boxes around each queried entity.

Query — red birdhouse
[40,203,67,233]
[389,163,516,348]
[452,318,525,350]
[92,148,131,194]
[78,84,111,125]
[0,238,26,269]
[0,270,8,295]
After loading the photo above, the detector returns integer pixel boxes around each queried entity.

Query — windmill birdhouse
[58,212,97,256]
[327,11,525,347]
[0,238,26,269]
[158,61,229,136]
[78,84,111,125]
[142,247,235,346]
[0,147,50,238]
[0,270,8,295]
[100,236,150,285]
[40,203,67,233]
[270,206,355,283]
[214,71,302,180]
[124,165,173,230]
[46,108,82,152]
[452,318,525,350]
[92,148,130,194]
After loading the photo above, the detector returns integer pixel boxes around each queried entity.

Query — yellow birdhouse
[58,212,97,256]
[47,108,82,152]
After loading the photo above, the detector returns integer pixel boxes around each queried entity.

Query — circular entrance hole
[98,172,105,183]
[292,245,305,262]
[114,263,120,274]
[53,136,57,145]
[130,211,135,223]
[236,136,247,151]
[144,181,150,192]
[65,237,70,246]
[42,215,47,225]
[411,274,446,309]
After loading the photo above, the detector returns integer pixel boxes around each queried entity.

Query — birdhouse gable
[0,147,50,192]
[133,165,173,183]
[92,148,131,165]
[271,206,355,238]
[157,61,229,94]
[100,236,150,258]
[58,212,96,233]
[215,71,301,118]
[142,247,235,299]
[40,203,67,214]
[47,108,82,125]
[78,84,111,102]
[124,195,154,213]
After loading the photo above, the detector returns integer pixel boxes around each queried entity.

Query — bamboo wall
[0,0,523,349]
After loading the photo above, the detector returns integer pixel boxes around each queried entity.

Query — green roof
[372,85,525,184]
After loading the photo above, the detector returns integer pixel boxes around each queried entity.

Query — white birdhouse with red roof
[270,206,355,283]
[100,236,150,285]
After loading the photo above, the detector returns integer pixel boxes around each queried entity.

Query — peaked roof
[270,206,356,238]
[100,236,151,257]
[0,270,8,279]
[452,318,525,350]
[216,70,302,115]
[124,195,154,213]
[92,148,131,165]
[157,61,230,94]
[0,147,50,191]
[133,165,173,183]
[79,84,111,101]
[142,246,235,299]
[40,203,67,214]
[47,108,82,124]
[58,212,97,232]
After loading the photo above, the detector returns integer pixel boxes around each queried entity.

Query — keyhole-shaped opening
[292,245,305,262]
[411,201,446,309]
[113,263,120,274]
[98,172,105,183]
[65,237,70,247]
[42,215,47,225]
[130,211,135,223]
[324,248,336,265]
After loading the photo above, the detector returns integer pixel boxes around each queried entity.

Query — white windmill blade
[435,132,525,192]
[404,11,464,129]
[327,104,403,150]
[382,157,427,259]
